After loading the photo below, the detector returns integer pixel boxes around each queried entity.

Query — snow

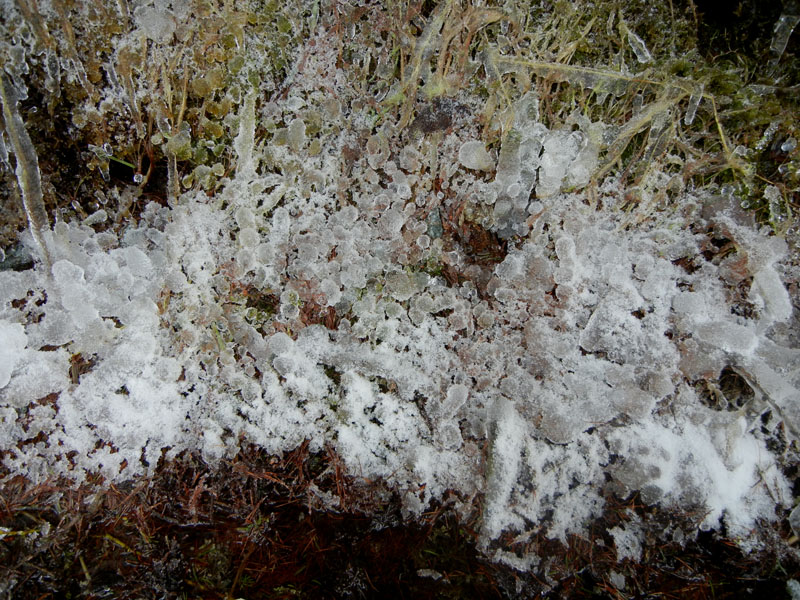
[609,512,644,562]
[1,19,798,570]
[789,579,800,600]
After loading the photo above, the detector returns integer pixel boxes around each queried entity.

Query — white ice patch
[0,321,27,388]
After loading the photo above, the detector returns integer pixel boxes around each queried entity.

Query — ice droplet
[756,122,780,151]
[83,209,108,226]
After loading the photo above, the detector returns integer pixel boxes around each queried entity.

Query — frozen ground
[1,0,799,568]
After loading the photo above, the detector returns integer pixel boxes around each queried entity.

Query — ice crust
[1,24,798,567]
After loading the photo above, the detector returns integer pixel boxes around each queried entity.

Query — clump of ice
[0,321,26,387]
[1,24,797,572]
[466,93,603,237]
[458,140,494,171]
[536,130,583,197]
[133,3,177,44]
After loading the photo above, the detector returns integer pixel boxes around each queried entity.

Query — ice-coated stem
[0,72,51,268]
[770,13,800,65]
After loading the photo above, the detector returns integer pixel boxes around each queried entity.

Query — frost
[1,13,798,575]
[482,398,526,540]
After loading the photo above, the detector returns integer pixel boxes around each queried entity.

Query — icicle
[0,74,51,269]
[770,13,800,65]
[233,93,257,177]
[620,21,652,64]
[684,84,704,125]
[0,132,8,168]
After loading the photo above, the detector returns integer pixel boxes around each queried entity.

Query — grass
[1,444,798,599]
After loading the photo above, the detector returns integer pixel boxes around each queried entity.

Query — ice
[287,117,306,153]
[764,184,784,225]
[609,571,626,590]
[751,266,792,327]
[366,134,388,170]
[458,140,494,171]
[83,209,108,226]
[624,25,652,64]
[684,86,703,126]
[320,278,342,306]
[579,301,643,363]
[0,321,27,388]
[482,397,526,540]
[609,513,643,562]
[0,72,51,267]
[234,94,257,177]
[1,19,798,576]
[770,13,800,63]
[791,504,800,537]
[696,321,758,355]
[0,132,8,169]
[133,4,176,43]
[671,291,706,318]
[440,383,468,418]
[536,130,581,198]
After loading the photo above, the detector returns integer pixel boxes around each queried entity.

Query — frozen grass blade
[0,72,51,269]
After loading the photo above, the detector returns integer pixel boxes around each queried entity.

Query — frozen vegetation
[1,0,799,570]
